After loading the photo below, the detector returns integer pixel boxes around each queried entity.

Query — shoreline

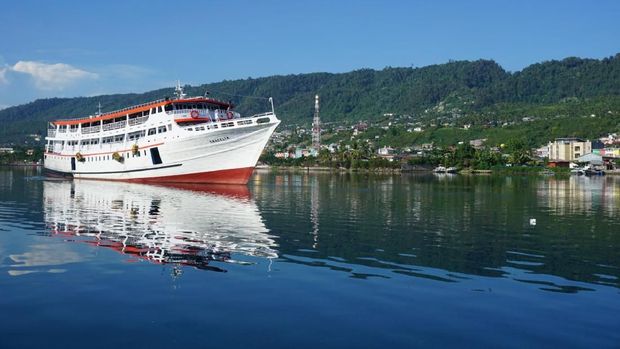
[256,165,620,176]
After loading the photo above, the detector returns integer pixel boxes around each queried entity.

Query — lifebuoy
[227,111,234,119]
[190,110,200,119]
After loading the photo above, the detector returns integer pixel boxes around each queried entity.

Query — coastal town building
[535,145,549,159]
[378,146,395,156]
[469,138,487,149]
[548,138,592,162]
[600,133,620,145]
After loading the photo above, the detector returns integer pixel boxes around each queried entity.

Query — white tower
[312,94,321,149]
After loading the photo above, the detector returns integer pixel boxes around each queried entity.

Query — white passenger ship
[44,83,280,184]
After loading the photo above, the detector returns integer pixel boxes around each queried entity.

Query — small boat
[445,167,458,173]
[570,168,585,175]
[433,166,446,173]
[584,168,605,176]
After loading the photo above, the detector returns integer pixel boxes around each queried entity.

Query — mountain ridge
[1,53,619,144]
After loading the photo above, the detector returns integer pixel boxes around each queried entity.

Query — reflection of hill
[254,172,620,292]
[42,180,277,273]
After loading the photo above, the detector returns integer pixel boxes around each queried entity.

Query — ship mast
[175,80,186,100]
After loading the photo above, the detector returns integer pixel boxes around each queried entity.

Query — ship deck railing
[102,121,127,132]
[81,126,101,134]
[128,116,149,126]
[249,112,275,118]
[53,99,167,123]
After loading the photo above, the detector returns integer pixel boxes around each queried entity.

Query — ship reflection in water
[42,180,278,273]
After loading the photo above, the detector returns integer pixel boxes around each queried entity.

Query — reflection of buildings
[42,180,277,273]
[536,176,620,216]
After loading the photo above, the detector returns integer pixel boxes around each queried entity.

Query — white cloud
[11,60,98,90]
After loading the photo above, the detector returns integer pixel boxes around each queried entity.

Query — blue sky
[0,0,618,108]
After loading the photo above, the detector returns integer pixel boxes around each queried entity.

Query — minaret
[312,94,321,149]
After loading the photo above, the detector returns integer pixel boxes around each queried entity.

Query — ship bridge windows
[148,128,156,136]
[174,103,222,110]
[157,126,167,133]
[113,135,125,143]
[102,136,114,144]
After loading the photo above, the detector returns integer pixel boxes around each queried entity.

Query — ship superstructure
[44,83,280,184]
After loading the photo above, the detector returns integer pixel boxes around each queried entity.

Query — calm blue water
[1,167,619,348]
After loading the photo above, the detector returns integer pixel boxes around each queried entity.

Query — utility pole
[312,94,321,150]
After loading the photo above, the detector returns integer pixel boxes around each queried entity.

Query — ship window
[158,106,163,113]
[187,128,193,131]
[152,108,156,114]
[158,126,167,133]
[164,104,172,111]
[148,128,156,136]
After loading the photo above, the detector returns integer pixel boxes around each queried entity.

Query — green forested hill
[1,54,619,144]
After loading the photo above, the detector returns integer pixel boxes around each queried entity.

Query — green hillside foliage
[0,54,618,145]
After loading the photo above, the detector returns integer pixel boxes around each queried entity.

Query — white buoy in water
[529,218,537,226]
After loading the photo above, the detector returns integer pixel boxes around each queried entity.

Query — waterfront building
[548,138,592,162]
